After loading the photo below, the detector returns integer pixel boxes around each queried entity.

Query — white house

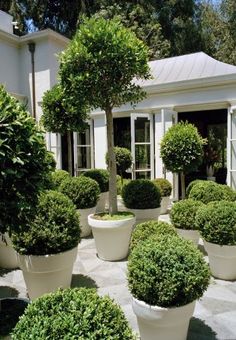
[1,10,236,199]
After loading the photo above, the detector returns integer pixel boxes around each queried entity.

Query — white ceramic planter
[176,229,200,246]
[132,297,196,340]
[17,246,78,300]
[77,207,96,237]
[96,191,108,213]
[88,214,135,261]
[129,207,161,225]
[203,241,236,280]
[0,233,18,269]
[160,196,171,214]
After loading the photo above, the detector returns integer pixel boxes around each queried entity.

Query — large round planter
[203,241,236,280]
[88,214,135,261]
[96,191,108,213]
[77,207,96,237]
[0,233,18,269]
[132,297,196,340]
[160,196,170,215]
[129,207,161,225]
[176,229,200,246]
[17,246,78,300]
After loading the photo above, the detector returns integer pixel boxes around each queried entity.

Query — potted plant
[83,169,109,213]
[51,169,71,190]
[188,180,225,204]
[12,288,136,339]
[122,179,161,224]
[152,178,172,214]
[127,234,210,340]
[170,199,204,245]
[185,179,206,198]
[196,200,236,280]
[60,176,100,237]
[11,190,81,300]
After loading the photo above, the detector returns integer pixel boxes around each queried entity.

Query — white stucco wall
[93,115,107,169]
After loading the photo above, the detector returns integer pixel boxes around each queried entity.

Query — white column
[93,114,107,169]
[227,106,236,189]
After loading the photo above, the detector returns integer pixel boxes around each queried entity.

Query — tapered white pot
[88,214,135,261]
[129,207,161,225]
[160,197,170,214]
[132,297,196,340]
[96,191,108,213]
[77,207,96,237]
[204,241,236,280]
[0,233,18,269]
[176,229,200,246]
[17,246,78,300]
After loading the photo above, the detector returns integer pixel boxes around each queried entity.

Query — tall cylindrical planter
[160,197,170,215]
[96,191,108,213]
[88,214,135,261]
[77,207,96,237]
[0,233,18,269]
[132,297,196,340]
[129,208,161,225]
[203,241,236,280]
[176,229,200,246]
[17,246,78,300]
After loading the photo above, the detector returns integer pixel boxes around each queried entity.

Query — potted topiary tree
[152,178,172,214]
[196,200,236,280]
[83,169,109,213]
[59,176,100,237]
[122,179,161,224]
[11,190,81,300]
[127,234,210,340]
[12,288,136,339]
[170,199,204,245]
[160,122,205,199]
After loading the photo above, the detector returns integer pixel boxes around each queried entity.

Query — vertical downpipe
[28,42,36,119]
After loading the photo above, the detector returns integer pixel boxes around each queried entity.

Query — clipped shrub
[12,288,136,340]
[51,169,71,190]
[186,179,207,198]
[83,169,109,193]
[122,179,161,209]
[130,221,177,252]
[106,146,132,177]
[196,200,236,245]
[170,199,204,230]
[128,234,210,307]
[152,178,172,197]
[11,190,81,255]
[220,184,236,202]
[60,176,100,209]
[188,181,225,204]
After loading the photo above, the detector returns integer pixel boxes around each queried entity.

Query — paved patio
[1,215,236,339]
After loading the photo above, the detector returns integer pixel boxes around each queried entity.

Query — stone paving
[1,215,236,339]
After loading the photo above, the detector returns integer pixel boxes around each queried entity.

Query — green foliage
[170,199,204,231]
[220,184,236,201]
[12,288,136,339]
[117,176,130,195]
[106,147,132,177]
[0,85,55,234]
[188,181,225,204]
[122,179,161,209]
[127,234,210,307]
[51,169,71,190]
[130,221,177,252]
[160,122,205,174]
[196,200,236,245]
[83,168,109,193]
[186,180,207,198]
[60,176,100,209]
[11,190,81,255]
[152,178,172,197]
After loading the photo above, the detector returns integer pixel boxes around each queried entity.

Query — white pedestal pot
[132,297,196,340]
[176,229,200,246]
[0,233,18,269]
[129,207,161,225]
[96,192,108,213]
[88,214,135,261]
[77,207,96,237]
[17,246,78,300]
[204,241,236,280]
[160,197,170,215]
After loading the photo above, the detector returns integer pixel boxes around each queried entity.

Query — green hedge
[170,199,204,230]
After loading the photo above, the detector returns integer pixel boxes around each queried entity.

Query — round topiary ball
[51,169,71,190]
[152,178,172,197]
[220,184,236,202]
[128,234,210,307]
[186,180,207,198]
[106,146,132,177]
[12,288,136,340]
[195,200,236,245]
[170,199,204,230]
[83,169,109,193]
[188,181,225,204]
[122,179,161,209]
[59,176,100,209]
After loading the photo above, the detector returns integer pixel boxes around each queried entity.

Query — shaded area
[187,317,218,340]
[71,274,98,289]
[0,286,19,299]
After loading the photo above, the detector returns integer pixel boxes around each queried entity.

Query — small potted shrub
[83,169,109,212]
[170,199,204,245]
[196,200,236,280]
[12,288,136,339]
[11,190,81,300]
[185,179,206,198]
[122,179,161,224]
[128,234,210,340]
[220,184,236,201]
[152,178,172,214]
[51,169,71,190]
[188,180,225,204]
[60,176,100,237]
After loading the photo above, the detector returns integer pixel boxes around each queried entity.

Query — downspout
[28,42,36,119]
